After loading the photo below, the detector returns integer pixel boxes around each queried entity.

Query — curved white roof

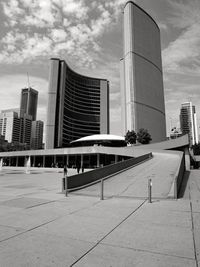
[71,134,125,143]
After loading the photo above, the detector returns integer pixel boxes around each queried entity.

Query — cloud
[162,0,200,74]
[0,0,125,67]
[50,29,67,43]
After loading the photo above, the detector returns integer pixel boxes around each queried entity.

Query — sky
[0,0,200,139]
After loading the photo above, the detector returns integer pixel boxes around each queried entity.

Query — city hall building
[46,58,109,149]
[120,1,166,142]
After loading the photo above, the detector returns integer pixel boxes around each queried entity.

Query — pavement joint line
[189,185,199,267]
[0,217,59,244]
[0,200,101,244]
[25,200,56,209]
[100,242,195,261]
[70,199,147,267]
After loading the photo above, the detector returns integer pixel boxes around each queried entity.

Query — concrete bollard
[100,179,104,200]
[65,176,68,197]
[148,178,152,203]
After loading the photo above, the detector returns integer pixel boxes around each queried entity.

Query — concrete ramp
[73,151,184,199]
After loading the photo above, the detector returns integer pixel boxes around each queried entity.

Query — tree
[192,143,200,155]
[125,130,137,145]
[137,128,152,144]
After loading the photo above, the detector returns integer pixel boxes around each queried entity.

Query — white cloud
[50,29,67,43]
[62,0,88,19]
[162,0,200,74]
[0,0,125,67]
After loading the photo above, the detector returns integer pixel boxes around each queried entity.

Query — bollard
[62,177,65,193]
[148,178,152,203]
[65,176,68,197]
[100,179,104,200]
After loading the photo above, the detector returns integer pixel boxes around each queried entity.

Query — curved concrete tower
[120,1,166,142]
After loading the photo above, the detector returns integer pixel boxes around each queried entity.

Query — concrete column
[26,156,31,174]
[9,157,11,166]
[81,154,83,169]
[24,157,26,167]
[97,153,100,168]
[66,155,69,166]
[33,156,36,167]
[43,156,45,167]
[115,155,118,163]
[16,157,18,167]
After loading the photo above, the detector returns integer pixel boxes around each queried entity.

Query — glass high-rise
[20,88,38,121]
[46,58,109,149]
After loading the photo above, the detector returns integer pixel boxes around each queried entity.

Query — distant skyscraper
[46,58,109,149]
[0,110,20,143]
[19,113,32,148]
[180,102,198,145]
[120,1,166,142]
[31,120,43,149]
[20,88,38,120]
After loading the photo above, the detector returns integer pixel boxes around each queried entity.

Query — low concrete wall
[168,152,185,199]
[67,153,152,191]
[175,153,185,198]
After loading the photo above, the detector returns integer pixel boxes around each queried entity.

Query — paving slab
[74,243,196,267]
[0,231,95,267]
[0,225,24,242]
[134,201,191,228]
[102,210,194,259]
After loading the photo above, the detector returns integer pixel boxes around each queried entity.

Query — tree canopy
[136,128,152,144]
[124,130,137,145]
[192,143,200,155]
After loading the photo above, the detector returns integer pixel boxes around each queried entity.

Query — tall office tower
[31,120,43,149]
[46,58,109,149]
[19,113,32,148]
[120,1,166,142]
[20,88,38,121]
[180,102,198,145]
[0,110,20,143]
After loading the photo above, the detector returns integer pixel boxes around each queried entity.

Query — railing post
[100,179,104,200]
[148,178,152,203]
[65,176,68,197]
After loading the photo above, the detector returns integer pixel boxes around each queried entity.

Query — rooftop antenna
[27,72,30,89]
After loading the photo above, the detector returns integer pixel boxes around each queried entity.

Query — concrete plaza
[0,164,199,266]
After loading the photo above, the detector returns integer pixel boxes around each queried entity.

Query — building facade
[180,102,198,145]
[20,88,38,121]
[19,113,32,148]
[120,1,166,142]
[0,110,20,143]
[46,58,109,149]
[31,120,43,149]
